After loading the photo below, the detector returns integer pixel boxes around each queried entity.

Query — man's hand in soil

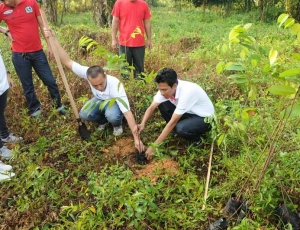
[134,140,145,153]
[145,146,154,160]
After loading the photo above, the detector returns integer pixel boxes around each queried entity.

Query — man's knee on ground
[105,108,122,124]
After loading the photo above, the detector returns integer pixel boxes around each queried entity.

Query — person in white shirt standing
[0,52,23,181]
[138,68,215,160]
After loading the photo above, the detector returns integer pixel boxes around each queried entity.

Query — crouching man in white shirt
[44,30,144,152]
[138,68,214,159]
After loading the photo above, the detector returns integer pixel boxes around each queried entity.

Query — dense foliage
[0,6,299,230]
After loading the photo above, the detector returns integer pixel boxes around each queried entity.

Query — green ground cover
[0,7,299,229]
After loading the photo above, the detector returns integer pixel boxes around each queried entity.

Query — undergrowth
[0,7,299,230]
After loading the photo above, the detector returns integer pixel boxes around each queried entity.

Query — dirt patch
[103,137,136,156]
[135,158,179,184]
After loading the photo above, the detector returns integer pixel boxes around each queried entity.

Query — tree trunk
[260,0,265,22]
[44,0,58,26]
[92,0,113,27]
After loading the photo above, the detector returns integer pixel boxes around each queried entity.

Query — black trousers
[158,101,211,141]
[119,45,145,78]
[0,89,10,148]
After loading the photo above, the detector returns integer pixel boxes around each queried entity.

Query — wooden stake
[202,141,214,210]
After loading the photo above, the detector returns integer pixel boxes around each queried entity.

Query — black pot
[136,151,148,165]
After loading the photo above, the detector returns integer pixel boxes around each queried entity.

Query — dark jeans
[12,50,62,114]
[158,101,211,141]
[0,89,10,148]
[119,45,145,78]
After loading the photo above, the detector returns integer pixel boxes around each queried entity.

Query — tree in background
[41,0,300,26]
[92,0,115,27]
[43,0,58,25]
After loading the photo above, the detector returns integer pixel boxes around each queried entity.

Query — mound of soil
[103,137,136,156]
[135,158,179,184]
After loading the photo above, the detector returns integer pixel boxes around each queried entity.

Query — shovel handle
[40,9,80,119]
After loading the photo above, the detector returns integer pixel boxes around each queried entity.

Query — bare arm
[145,113,182,159]
[0,26,7,34]
[123,110,145,152]
[44,29,74,70]
[37,15,53,53]
[139,101,160,132]
[112,16,119,49]
[0,26,14,41]
[154,113,181,144]
[144,19,152,49]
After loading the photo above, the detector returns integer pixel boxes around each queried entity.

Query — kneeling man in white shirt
[138,68,214,159]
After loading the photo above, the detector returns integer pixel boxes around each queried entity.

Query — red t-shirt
[112,0,151,47]
[0,0,42,52]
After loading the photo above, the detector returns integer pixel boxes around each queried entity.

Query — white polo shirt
[72,62,130,113]
[0,53,9,96]
[153,79,214,117]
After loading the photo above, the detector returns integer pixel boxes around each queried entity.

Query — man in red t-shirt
[0,0,65,117]
[111,0,152,79]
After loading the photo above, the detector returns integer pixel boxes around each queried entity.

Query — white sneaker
[98,123,108,131]
[113,125,123,136]
[0,172,15,182]
[0,146,13,160]
[31,108,43,118]
[1,133,23,143]
[0,161,12,172]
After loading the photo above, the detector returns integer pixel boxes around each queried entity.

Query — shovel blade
[78,120,91,141]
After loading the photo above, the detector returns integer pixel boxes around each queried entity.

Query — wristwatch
[4,30,9,36]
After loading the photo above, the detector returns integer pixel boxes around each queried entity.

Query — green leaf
[216,61,225,74]
[229,25,242,42]
[263,63,271,73]
[280,104,300,119]
[279,68,300,78]
[278,14,289,28]
[269,49,278,66]
[291,23,300,35]
[278,13,289,23]
[284,18,295,29]
[108,98,116,108]
[258,46,267,56]
[240,43,256,51]
[291,53,300,61]
[116,97,129,110]
[117,82,122,92]
[100,99,110,110]
[217,133,225,146]
[268,85,297,95]
[225,63,246,71]
[221,43,228,53]
[243,23,252,30]
[87,41,99,51]
[228,74,248,84]
[227,74,246,79]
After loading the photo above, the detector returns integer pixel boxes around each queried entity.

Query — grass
[0,6,300,229]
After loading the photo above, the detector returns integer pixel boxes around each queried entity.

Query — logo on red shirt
[3,10,13,15]
[25,6,33,13]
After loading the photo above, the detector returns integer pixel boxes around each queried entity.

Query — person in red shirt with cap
[0,0,66,117]
[111,0,152,79]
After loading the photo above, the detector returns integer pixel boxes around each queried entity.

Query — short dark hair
[154,68,178,87]
[86,66,105,79]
